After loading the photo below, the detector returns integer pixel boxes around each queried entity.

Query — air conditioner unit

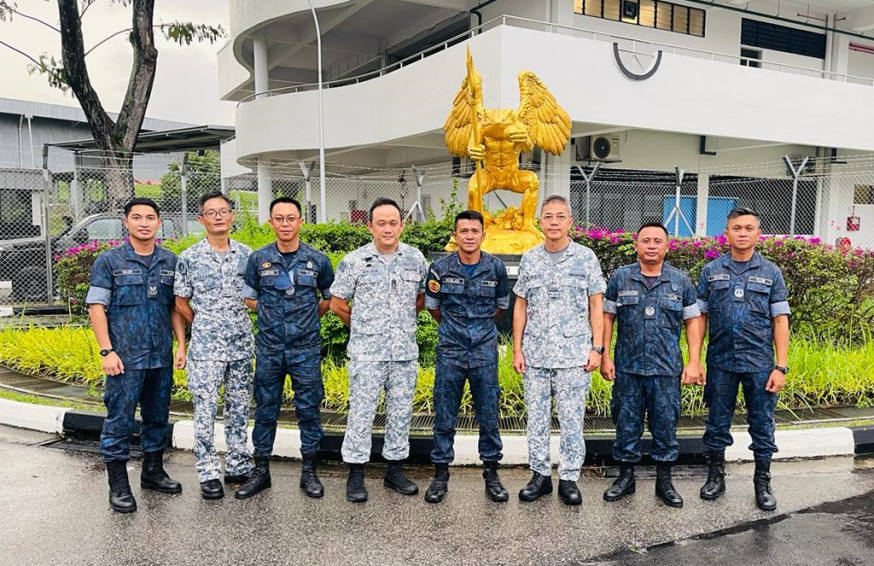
[590,134,622,162]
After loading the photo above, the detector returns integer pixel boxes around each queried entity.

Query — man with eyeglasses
[173,191,255,500]
[513,194,606,506]
[236,197,335,499]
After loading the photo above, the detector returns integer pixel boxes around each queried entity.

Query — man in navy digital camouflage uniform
[236,197,335,500]
[174,191,254,500]
[423,210,510,504]
[600,222,703,508]
[86,198,186,513]
[695,207,790,512]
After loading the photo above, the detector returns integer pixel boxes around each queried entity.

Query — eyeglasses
[541,214,569,222]
[271,215,301,224]
[201,208,232,218]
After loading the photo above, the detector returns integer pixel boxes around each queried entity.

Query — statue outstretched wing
[517,71,571,156]
[444,50,484,157]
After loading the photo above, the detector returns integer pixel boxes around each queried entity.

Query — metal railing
[236,14,874,105]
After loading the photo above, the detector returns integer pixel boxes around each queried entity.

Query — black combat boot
[346,463,368,503]
[558,480,582,506]
[299,453,324,498]
[235,456,271,499]
[603,463,636,502]
[754,458,777,512]
[200,479,224,500]
[224,472,249,485]
[518,471,553,502]
[384,460,419,495]
[140,450,182,494]
[655,462,683,508]
[700,450,726,501]
[424,464,450,504]
[483,461,509,502]
[106,460,137,513]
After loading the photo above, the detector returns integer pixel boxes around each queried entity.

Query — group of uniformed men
[87,192,790,515]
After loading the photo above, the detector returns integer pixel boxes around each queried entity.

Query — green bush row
[2,326,872,417]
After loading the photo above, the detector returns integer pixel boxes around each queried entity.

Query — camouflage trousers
[611,372,681,463]
[523,366,591,481]
[187,358,254,482]
[341,360,418,464]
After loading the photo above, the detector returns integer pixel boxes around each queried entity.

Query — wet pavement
[1,424,873,566]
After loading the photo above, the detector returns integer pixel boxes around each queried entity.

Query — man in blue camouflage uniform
[174,192,254,500]
[235,197,335,500]
[696,207,790,512]
[423,210,510,504]
[513,195,606,506]
[330,198,428,503]
[86,198,186,513]
[600,222,703,508]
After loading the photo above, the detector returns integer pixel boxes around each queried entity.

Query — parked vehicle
[0,212,203,301]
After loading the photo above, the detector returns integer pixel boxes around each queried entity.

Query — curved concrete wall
[234,25,874,161]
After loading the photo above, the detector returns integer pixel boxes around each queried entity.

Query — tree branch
[114,0,157,152]
[57,0,115,151]
[0,38,42,66]
[0,2,61,33]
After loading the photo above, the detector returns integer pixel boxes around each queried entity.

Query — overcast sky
[0,0,234,126]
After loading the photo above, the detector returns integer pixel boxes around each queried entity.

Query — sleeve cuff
[425,296,441,310]
[320,289,333,300]
[603,299,617,314]
[496,295,510,310]
[696,299,709,314]
[242,284,258,300]
[85,286,111,306]
[770,301,791,317]
[588,281,608,295]
[682,304,701,320]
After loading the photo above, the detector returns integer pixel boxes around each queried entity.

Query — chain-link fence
[2,147,872,305]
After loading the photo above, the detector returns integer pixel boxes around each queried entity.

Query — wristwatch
[99,348,114,357]
[774,365,789,375]
[591,345,605,355]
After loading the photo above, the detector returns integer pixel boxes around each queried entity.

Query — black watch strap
[775,365,789,375]
[100,348,114,357]
[592,345,605,355]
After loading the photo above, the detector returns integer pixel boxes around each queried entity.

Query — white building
[218,0,874,247]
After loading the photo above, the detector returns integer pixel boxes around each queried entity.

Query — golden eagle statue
[444,48,571,254]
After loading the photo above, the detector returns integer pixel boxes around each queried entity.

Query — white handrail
[235,13,874,105]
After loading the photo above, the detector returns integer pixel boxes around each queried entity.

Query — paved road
[1,425,872,566]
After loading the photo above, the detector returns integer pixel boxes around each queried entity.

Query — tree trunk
[57,0,157,209]
[105,155,135,212]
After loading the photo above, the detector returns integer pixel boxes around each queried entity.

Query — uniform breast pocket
[658,296,683,328]
[567,272,589,306]
[296,271,318,291]
[477,281,496,298]
[709,280,731,308]
[746,282,771,314]
[616,294,640,315]
[194,277,220,295]
[112,274,145,306]
[400,270,421,295]
[158,271,175,303]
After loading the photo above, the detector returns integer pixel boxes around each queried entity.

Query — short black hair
[726,206,761,226]
[124,197,160,217]
[369,198,402,222]
[199,191,232,211]
[637,222,669,238]
[269,197,302,216]
[454,209,484,229]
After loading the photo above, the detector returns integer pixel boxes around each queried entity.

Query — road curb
[0,403,868,465]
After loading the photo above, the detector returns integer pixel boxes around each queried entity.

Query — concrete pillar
[253,33,269,98]
[831,34,850,78]
[696,173,709,236]
[542,145,571,202]
[257,161,272,223]
[253,33,272,222]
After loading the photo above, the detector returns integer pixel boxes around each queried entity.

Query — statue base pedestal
[481,229,544,255]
